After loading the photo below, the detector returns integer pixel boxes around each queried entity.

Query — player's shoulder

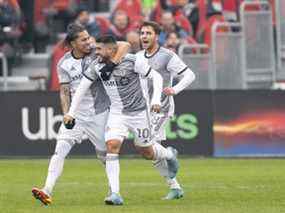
[158,47,176,58]
[57,51,73,70]
[82,50,97,67]
[122,53,136,63]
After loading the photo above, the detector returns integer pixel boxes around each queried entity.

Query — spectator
[149,0,176,23]
[108,10,136,41]
[164,31,182,53]
[177,0,200,37]
[142,0,156,18]
[74,6,102,38]
[0,0,22,75]
[44,0,78,33]
[126,30,141,53]
[159,11,190,45]
[112,0,143,25]
[196,2,226,47]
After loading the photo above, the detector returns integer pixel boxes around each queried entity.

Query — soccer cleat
[164,188,184,200]
[104,192,124,205]
[166,147,179,179]
[32,187,52,206]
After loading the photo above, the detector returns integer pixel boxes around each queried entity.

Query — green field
[0,158,284,213]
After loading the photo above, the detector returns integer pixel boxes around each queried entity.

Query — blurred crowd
[0,0,277,87]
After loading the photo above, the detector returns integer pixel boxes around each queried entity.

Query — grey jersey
[57,51,109,120]
[136,47,188,115]
[82,50,111,114]
[83,54,151,115]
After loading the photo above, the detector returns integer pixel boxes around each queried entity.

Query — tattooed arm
[59,83,71,114]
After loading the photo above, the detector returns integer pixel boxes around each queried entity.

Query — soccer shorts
[105,110,153,147]
[150,112,170,141]
[57,109,108,151]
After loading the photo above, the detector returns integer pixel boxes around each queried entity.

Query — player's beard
[97,55,109,63]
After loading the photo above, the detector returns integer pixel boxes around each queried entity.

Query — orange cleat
[32,187,52,206]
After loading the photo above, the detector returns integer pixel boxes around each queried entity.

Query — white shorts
[105,110,153,147]
[57,110,108,151]
[150,113,170,141]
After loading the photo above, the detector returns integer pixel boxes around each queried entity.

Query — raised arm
[112,41,130,63]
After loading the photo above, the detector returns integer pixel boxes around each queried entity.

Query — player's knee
[106,140,121,153]
[54,140,73,159]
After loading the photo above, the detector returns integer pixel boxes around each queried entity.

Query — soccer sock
[153,159,182,189]
[105,153,120,194]
[166,177,181,189]
[96,149,107,165]
[153,159,169,177]
[152,142,174,161]
[43,140,72,195]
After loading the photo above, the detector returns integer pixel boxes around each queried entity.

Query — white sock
[105,153,120,194]
[166,177,181,189]
[153,159,182,189]
[43,140,72,195]
[96,149,107,165]
[152,142,173,161]
[153,159,169,177]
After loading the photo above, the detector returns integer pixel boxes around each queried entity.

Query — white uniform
[83,54,161,147]
[57,51,110,152]
[136,47,194,141]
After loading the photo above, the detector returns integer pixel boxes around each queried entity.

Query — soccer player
[138,21,196,199]
[64,35,179,205]
[31,23,130,206]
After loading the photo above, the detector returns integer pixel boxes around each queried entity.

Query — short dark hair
[64,23,86,46]
[96,35,117,44]
[140,21,161,35]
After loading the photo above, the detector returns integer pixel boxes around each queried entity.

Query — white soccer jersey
[136,47,189,116]
[83,54,152,114]
[57,51,109,120]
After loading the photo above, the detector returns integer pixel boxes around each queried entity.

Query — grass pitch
[0,158,284,213]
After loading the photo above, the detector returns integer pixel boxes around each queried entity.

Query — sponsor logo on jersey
[103,77,130,87]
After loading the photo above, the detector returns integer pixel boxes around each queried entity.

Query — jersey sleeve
[57,65,70,84]
[134,54,152,77]
[166,53,188,76]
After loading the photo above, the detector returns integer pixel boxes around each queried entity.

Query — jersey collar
[144,46,161,59]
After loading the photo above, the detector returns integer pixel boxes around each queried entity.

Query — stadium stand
[275,0,285,81]
[240,1,275,88]
[0,0,283,91]
[178,43,212,89]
